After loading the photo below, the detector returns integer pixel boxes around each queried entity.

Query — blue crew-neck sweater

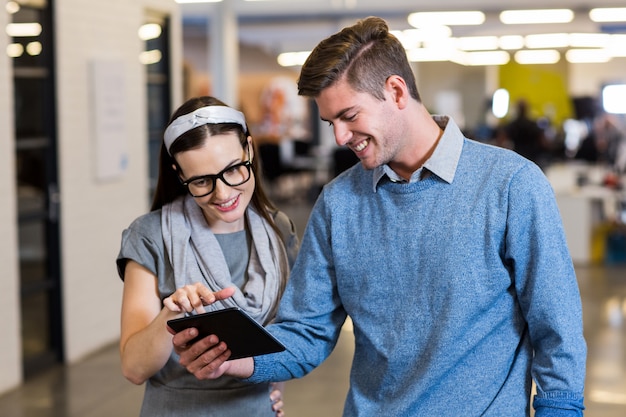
[248,117,586,417]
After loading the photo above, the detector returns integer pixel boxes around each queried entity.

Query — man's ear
[385,75,409,110]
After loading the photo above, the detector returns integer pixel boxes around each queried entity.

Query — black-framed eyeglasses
[180,152,252,198]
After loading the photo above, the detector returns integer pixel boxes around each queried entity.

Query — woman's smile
[213,194,241,212]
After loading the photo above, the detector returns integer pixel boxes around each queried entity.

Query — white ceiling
[180,0,626,56]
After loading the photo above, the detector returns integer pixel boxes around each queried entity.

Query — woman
[116,96,298,416]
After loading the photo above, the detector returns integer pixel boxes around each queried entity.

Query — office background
[1,0,625,411]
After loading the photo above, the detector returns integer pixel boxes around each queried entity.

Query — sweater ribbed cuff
[533,392,584,417]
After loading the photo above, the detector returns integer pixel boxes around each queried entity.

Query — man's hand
[170,327,254,380]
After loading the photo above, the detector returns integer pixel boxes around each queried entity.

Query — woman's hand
[168,325,255,380]
[163,284,236,314]
[270,382,285,417]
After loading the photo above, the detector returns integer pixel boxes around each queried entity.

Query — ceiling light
[415,26,452,39]
[500,9,574,25]
[139,49,163,65]
[407,48,458,62]
[568,33,610,48]
[606,34,626,57]
[6,43,24,58]
[391,30,419,49]
[456,36,499,51]
[514,49,560,64]
[565,49,611,64]
[175,0,222,3]
[589,7,626,22]
[408,11,485,27]
[392,27,452,49]
[499,35,525,50]
[454,50,510,66]
[138,23,162,41]
[6,23,42,37]
[277,51,310,67]
[6,1,20,14]
[421,36,457,51]
[525,33,569,49]
[26,41,42,56]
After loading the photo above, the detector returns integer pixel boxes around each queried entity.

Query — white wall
[0,0,183,394]
[54,0,182,363]
[0,6,22,395]
[568,57,626,98]
[416,61,487,132]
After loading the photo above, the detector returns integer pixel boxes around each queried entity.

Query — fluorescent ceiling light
[6,43,24,58]
[514,49,560,64]
[6,22,42,37]
[277,51,310,67]
[606,34,626,57]
[408,11,485,27]
[138,23,162,41]
[139,49,163,65]
[26,41,42,56]
[392,27,451,49]
[456,36,499,51]
[499,35,525,50]
[565,49,611,64]
[422,36,457,50]
[568,33,610,48]
[454,50,510,66]
[500,9,574,24]
[175,0,222,3]
[589,8,626,22]
[525,33,569,49]
[407,48,457,62]
[6,1,20,14]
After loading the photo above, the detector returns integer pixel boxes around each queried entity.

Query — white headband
[163,106,247,154]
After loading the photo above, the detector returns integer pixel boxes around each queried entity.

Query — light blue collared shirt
[372,115,464,192]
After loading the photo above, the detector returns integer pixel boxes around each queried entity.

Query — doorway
[10,0,63,378]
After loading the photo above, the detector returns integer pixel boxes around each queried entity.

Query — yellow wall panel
[499,60,575,126]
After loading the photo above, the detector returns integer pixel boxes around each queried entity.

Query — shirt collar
[372,115,464,192]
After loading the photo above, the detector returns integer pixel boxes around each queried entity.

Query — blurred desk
[547,163,623,264]
[555,189,611,264]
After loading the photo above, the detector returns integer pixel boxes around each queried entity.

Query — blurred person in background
[504,99,549,167]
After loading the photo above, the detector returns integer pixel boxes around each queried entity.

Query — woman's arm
[119,260,181,385]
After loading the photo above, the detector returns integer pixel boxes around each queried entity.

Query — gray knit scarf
[161,195,289,325]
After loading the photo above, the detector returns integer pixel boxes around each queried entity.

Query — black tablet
[167,307,285,360]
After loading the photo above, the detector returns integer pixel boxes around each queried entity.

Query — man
[170,16,586,416]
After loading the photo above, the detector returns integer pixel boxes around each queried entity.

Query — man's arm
[506,162,586,415]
